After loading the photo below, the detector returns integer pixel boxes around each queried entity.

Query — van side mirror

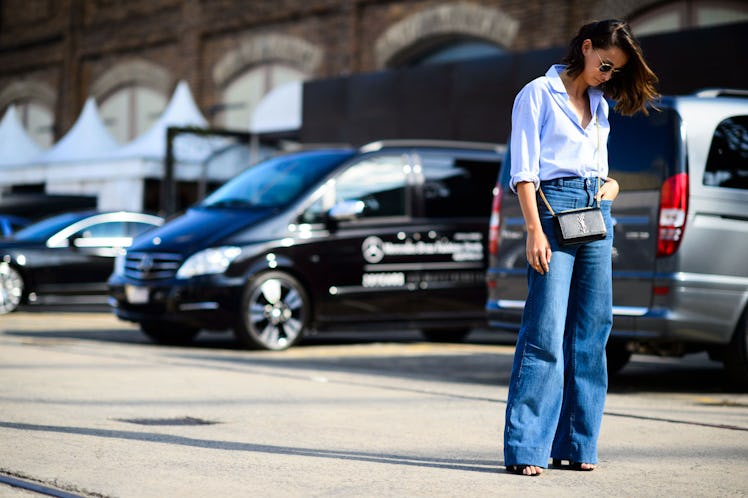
[328,200,365,222]
[325,200,365,232]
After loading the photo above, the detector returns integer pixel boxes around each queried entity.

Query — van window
[76,222,126,239]
[334,155,408,218]
[608,107,682,190]
[703,115,748,190]
[420,153,500,217]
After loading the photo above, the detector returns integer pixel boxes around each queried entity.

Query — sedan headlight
[176,246,242,279]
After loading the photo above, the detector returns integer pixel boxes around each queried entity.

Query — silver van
[486,91,748,386]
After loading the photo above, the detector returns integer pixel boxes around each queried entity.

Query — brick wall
[0,0,612,139]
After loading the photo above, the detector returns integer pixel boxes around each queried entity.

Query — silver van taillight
[657,173,689,257]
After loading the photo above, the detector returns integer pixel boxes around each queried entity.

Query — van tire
[420,328,471,343]
[606,340,632,376]
[140,321,200,345]
[235,271,309,351]
[724,308,748,388]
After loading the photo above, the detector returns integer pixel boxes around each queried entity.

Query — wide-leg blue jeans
[503,177,614,467]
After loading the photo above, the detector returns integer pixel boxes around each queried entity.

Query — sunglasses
[594,49,622,74]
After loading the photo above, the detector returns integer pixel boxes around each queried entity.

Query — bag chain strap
[538,114,601,216]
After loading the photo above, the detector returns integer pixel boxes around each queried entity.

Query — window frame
[702,114,748,191]
[298,152,415,227]
[414,150,502,219]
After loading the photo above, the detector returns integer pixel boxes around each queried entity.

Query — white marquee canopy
[0,79,303,213]
[0,105,44,167]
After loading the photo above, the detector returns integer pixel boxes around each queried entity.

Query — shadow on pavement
[2,311,742,394]
[0,421,501,474]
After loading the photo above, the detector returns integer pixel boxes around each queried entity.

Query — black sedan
[0,211,163,314]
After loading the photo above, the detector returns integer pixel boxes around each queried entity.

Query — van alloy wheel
[236,271,309,350]
[0,263,24,314]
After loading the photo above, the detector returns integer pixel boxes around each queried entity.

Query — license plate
[125,285,149,304]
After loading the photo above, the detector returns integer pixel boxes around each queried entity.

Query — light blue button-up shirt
[509,64,610,192]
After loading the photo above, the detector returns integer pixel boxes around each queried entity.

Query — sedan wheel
[235,271,309,350]
[0,263,24,314]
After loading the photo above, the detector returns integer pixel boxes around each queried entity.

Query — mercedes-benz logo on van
[136,254,154,274]
[362,236,384,263]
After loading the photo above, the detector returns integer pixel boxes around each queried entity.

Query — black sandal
[506,465,543,476]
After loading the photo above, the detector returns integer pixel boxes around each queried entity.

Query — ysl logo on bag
[576,213,589,233]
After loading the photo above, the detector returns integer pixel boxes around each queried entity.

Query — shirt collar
[546,64,604,125]
[546,64,568,94]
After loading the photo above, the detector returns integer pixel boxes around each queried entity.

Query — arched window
[373,3,517,69]
[394,38,505,67]
[629,0,748,36]
[0,80,56,148]
[220,63,306,131]
[99,84,167,144]
[14,99,54,148]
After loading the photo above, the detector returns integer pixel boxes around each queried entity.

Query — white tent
[112,80,226,163]
[36,97,118,163]
[1,98,118,190]
[0,105,44,167]
[0,80,297,212]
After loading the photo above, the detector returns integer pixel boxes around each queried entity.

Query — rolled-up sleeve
[509,83,543,193]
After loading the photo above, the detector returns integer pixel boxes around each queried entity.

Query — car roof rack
[359,139,504,154]
[694,88,748,98]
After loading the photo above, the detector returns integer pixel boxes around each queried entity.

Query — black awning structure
[301,22,748,146]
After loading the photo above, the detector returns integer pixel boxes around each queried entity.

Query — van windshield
[201,150,354,209]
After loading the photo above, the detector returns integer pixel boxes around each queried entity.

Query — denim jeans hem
[504,446,551,468]
[565,441,598,464]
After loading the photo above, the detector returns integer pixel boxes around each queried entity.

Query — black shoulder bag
[537,116,607,245]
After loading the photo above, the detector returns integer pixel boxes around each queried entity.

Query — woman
[503,20,658,476]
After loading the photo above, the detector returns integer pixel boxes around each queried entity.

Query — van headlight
[176,246,242,279]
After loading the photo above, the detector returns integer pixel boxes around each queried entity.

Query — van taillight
[657,173,688,258]
[488,183,503,255]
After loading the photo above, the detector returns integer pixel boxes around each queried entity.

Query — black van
[108,140,502,350]
[486,92,748,385]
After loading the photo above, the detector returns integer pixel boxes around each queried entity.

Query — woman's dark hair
[563,19,659,116]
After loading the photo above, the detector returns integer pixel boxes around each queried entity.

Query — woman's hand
[596,177,619,201]
[516,181,552,275]
[526,227,552,275]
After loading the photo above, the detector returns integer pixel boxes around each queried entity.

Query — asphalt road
[1,309,747,497]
